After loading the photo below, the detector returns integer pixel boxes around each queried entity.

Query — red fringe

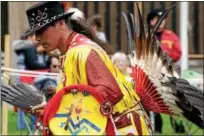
[132,66,173,115]
[106,117,116,135]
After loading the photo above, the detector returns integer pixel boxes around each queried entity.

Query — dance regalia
[1,3,203,136]
[42,32,152,135]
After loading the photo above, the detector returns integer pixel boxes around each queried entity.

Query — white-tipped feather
[66,8,85,21]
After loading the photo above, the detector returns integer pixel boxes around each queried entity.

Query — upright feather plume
[123,3,204,128]
[122,12,134,54]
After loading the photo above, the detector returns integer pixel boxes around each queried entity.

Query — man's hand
[30,101,47,114]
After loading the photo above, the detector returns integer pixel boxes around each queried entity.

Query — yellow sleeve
[56,45,92,92]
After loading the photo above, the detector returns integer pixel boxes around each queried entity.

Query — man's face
[150,16,166,32]
[113,60,128,74]
[50,57,59,73]
[35,24,61,52]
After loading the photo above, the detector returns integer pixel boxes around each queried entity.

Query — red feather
[132,66,173,115]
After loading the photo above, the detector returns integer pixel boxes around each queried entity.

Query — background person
[146,9,182,63]
[13,29,49,131]
[87,14,107,42]
[111,51,132,82]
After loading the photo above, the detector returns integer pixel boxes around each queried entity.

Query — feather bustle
[127,3,204,128]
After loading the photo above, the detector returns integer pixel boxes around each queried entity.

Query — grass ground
[3,110,204,135]
[161,114,203,135]
[7,110,30,135]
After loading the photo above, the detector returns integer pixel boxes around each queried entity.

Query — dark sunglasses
[51,65,59,68]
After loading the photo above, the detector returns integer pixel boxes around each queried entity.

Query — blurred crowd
[13,28,60,131]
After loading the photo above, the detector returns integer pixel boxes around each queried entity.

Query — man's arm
[86,50,123,105]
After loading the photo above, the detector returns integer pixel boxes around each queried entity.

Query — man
[47,55,60,73]
[26,2,152,135]
[87,14,107,42]
[147,9,182,63]
[34,55,59,101]
[111,52,132,83]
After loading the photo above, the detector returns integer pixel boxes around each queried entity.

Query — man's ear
[91,26,97,33]
[55,20,65,29]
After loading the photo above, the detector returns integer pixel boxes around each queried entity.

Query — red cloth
[19,69,49,84]
[159,29,182,62]
[65,32,123,105]
[86,50,123,105]
[65,31,77,51]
